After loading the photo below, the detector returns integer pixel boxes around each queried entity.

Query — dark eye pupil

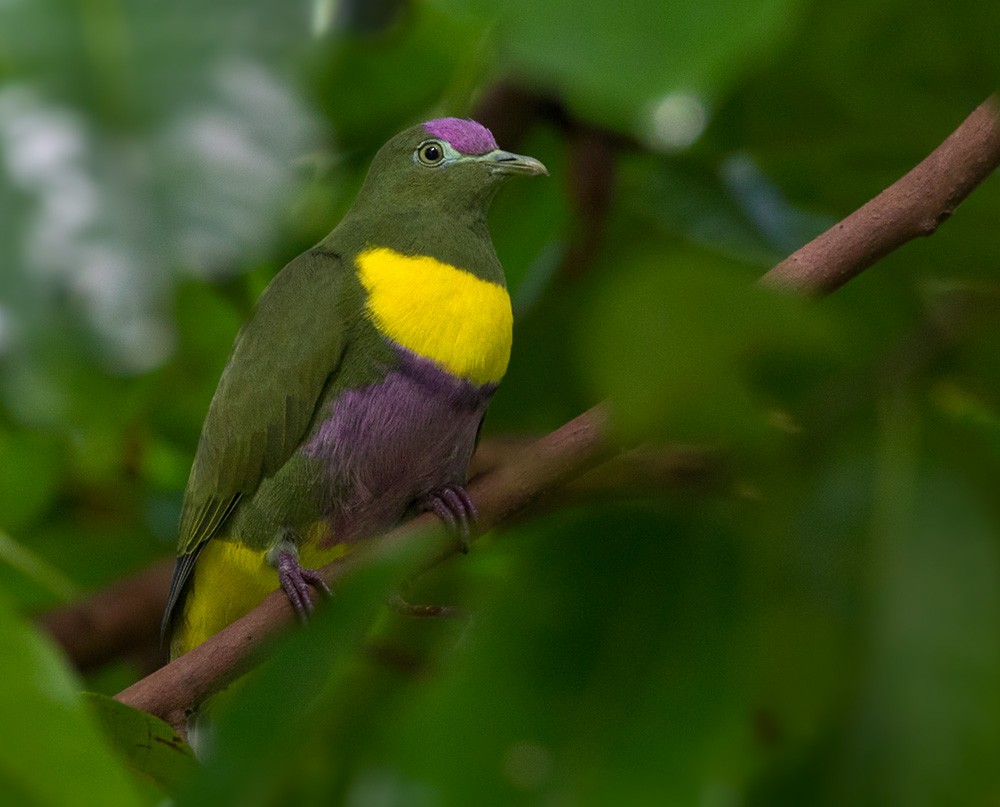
[424,145,441,161]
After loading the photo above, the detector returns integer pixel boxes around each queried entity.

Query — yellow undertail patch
[356,247,512,385]
[171,529,351,658]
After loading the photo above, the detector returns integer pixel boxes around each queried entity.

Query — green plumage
[164,118,546,653]
[179,250,350,556]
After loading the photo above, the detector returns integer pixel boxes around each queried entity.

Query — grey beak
[480,149,549,176]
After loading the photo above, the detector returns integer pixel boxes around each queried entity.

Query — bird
[163,117,547,659]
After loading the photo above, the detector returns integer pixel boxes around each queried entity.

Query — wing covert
[177,247,350,558]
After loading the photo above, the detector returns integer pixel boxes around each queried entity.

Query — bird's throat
[356,247,512,385]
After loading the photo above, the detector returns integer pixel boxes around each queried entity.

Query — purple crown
[422,118,497,156]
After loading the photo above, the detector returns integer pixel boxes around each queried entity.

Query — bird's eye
[416,141,446,167]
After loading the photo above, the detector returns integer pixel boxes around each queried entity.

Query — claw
[416,485,477,553]
[276,550,331,622]
[424,495,458,532]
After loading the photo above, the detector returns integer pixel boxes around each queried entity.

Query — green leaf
[0,428,63,533]
[838,422,1000,804]
[0,594,145,806]
[578,244,840,445]
[178,536,427,805]
[84,693,198,796]
[314,3,487,147]
[429,0,803,133]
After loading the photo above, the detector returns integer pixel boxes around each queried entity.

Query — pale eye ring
[416,140,446,166]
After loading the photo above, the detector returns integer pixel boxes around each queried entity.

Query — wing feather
[163,248,350,635]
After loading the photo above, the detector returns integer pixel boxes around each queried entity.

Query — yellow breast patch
[356,247,512,385]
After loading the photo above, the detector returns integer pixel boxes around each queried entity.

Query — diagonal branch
[115,405,615,732]
[41,443,722,672]
[113,93,1000,733]
[760,95,1000,295]
[39,561,172,671]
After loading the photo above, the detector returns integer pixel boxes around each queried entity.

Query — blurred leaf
[178,535,428,805]
[0,529,80,602]
[85,693,198,796]
[835,402,1000,805]
[578,244,840,445]
[0,0,320,374]
[488,125,570,311]
[430,0,803,134]
[0,427,63,531]
[139,435,192,490]
[624,152,782,267]
[314,505,848,804]
[624,151,836,267]
[0,593,145,806]
[717,0,1000,229]
[313,2,487,147]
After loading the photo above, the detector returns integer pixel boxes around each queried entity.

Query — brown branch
[115,405,614,732]
[473,440,731,511]
[112,92,1000,734]
[39,561,172,671]
[42,440,713,672]
[760,95,1000,296]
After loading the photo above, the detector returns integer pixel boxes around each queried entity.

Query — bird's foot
[275,549,332,622]
[416,485,477,554]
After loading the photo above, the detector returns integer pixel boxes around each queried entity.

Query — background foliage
[1,0,999,804]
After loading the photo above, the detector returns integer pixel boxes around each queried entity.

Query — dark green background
[1,0,999,804]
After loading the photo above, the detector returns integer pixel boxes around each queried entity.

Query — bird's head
[352,118,548,221]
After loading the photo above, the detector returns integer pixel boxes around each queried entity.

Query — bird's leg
[415,484,477,554]
[267,534,332,622]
